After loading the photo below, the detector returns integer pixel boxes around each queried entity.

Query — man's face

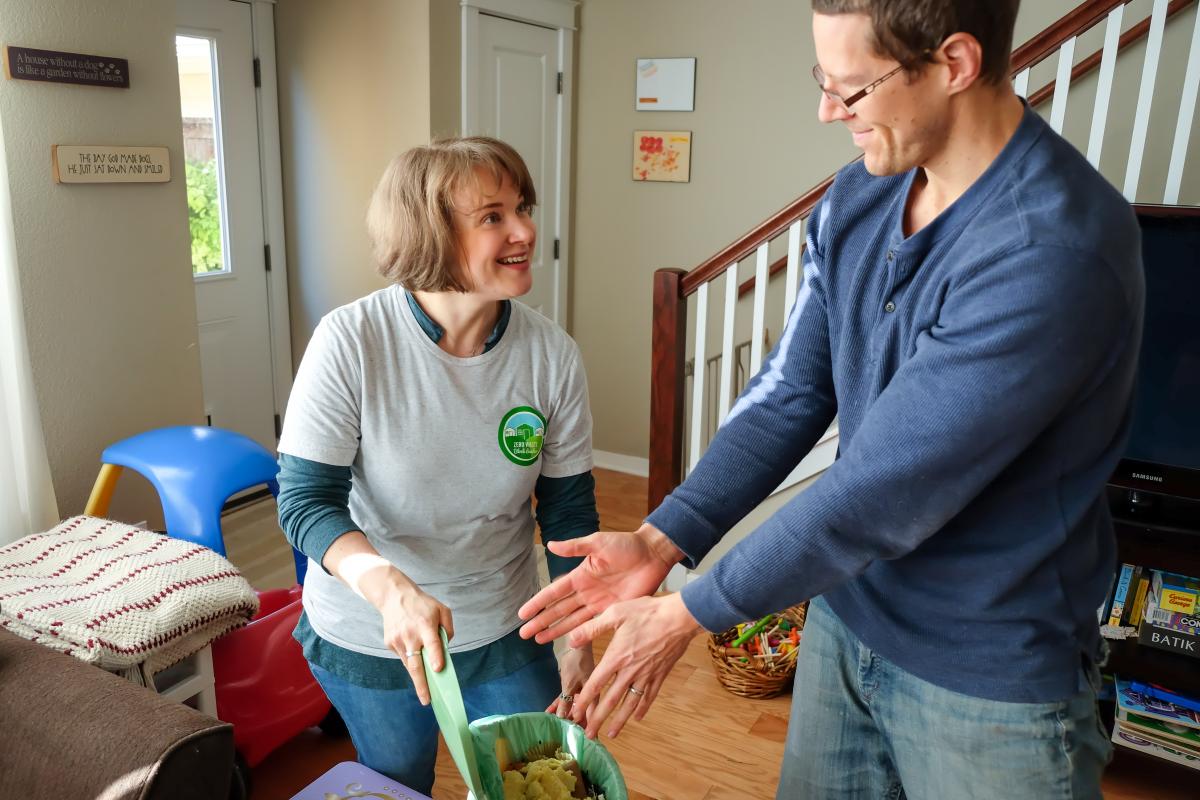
[812,12,945,176]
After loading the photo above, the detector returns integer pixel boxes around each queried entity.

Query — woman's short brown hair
[812,0,1019,86]
[366,136,536,292]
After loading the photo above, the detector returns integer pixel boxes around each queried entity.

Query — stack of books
[1113,679,1200,770]
[1099,564,1200,659]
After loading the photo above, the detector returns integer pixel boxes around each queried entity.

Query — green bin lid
[423,628,487,799]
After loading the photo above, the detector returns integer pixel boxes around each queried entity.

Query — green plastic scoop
[422,628,487,799]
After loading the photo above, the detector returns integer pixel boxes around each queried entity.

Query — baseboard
[592,449,650,477]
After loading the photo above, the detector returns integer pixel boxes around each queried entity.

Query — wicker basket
[706,603,808,699]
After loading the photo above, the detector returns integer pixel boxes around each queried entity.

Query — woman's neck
[411,290,502,357]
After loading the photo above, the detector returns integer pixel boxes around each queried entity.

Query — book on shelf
[1113,678,1200,770]
[1108,563,1137,626]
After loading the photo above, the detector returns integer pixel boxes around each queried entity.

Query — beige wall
[275,0,433,357]
[0,0,205,525]
[429,0,463,139]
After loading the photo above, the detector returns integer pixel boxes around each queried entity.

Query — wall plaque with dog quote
[4,46,129,88]
[52,145,171,184]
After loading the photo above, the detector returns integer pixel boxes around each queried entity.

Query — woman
[276,137,598,794]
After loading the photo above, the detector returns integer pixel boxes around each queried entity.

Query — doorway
[176,0,290,452]
[463,1,576,327]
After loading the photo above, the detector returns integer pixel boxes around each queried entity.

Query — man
[520,1,1143,797]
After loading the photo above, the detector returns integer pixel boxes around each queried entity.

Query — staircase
[649,0,1200,519]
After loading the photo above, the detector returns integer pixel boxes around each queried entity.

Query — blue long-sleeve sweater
[648,104,1144,703]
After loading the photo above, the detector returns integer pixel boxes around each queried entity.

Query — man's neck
[905,88,1026,236]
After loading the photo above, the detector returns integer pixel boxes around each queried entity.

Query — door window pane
[176,35,228,276]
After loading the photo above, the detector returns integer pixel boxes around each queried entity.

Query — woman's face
[451,168,536,299]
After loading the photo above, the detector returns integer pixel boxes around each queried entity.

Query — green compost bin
[422,630,628,800]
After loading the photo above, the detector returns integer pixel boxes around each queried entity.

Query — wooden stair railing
[649,0,1200,512]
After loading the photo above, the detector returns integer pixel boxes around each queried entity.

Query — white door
[176,0,277,452]
[475,14,564,323]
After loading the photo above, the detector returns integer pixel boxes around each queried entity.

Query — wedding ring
[627,685,645,697]
[559,693,574,703]
[405,649,421,658]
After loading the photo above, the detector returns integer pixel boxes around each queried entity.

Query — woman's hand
[357,563,454,706]
[325,536,455,706]
[548,643,595,724]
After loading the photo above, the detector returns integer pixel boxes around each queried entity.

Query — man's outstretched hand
[518,523,684,645]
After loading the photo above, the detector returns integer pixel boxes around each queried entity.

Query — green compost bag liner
[469,712,628,800]
[423,629,627,800]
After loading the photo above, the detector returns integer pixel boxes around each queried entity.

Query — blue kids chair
[84,425,306,585]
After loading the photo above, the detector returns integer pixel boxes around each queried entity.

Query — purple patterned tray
[289,761,435,800]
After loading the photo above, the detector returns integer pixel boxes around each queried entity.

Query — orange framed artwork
[633,130,691,183]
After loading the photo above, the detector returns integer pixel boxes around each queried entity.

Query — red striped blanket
[0,516,258,675]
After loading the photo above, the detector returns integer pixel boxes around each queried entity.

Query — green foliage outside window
[186,159,224,273]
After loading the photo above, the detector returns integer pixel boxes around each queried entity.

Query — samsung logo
[1132,472,1163,483]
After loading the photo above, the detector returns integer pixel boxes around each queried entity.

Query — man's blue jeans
[310,652,559,796]
[778,597,1111,799]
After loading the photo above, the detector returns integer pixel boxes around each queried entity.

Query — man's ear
[938,32,984,96]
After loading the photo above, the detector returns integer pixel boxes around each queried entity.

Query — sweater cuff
[679,575,744,633]
[646,495,721,570]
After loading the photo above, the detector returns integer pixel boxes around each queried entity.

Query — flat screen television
[1108,204,1200,503]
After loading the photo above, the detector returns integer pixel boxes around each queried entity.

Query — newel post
[649,268,687,515]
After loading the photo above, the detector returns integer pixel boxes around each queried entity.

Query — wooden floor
[235,468,1193,799]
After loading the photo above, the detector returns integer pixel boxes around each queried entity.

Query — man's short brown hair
[366,136,536,292]
[812,0,1020,85]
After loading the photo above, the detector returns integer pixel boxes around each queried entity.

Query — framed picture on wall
[633,131,691,182]
[635,57,695,111]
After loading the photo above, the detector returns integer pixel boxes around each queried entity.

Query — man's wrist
[665,592,704,637]
[635,522,685,567]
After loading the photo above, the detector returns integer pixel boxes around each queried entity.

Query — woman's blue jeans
[310,652,559,796]
[778,596,1111,799]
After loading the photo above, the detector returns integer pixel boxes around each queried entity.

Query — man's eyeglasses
[811,62,907,114]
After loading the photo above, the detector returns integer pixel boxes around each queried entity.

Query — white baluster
[1165,3,1200,204]
[749,242,769,375]
[688,282,708,473]
[717,263,737,425]
[1087,4,1124,169]
[784,220,803,321]
[1124,0,1170,201]
[1050,36,1076,134]
[1013,68,1031,99]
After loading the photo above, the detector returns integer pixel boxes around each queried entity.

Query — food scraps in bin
[500,741,607,800]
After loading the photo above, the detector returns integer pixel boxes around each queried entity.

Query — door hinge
[274,413,282,439]
[264,243,272,272]
[253,57,261,88]
[553,239,560,260]
[557,72,563,94]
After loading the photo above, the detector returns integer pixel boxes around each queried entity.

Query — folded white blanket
[0,515,259,675]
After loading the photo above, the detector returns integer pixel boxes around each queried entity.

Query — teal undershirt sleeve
[276,452,359,574]
[534,471,598,580]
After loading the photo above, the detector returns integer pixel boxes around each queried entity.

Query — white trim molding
[593,449,650,478]
[251,0,294,433]
[460,0,578,30]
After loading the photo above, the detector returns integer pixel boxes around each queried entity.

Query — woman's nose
[510,216,535,243]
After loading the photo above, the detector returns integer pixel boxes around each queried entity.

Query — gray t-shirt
[279,285,593,656]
